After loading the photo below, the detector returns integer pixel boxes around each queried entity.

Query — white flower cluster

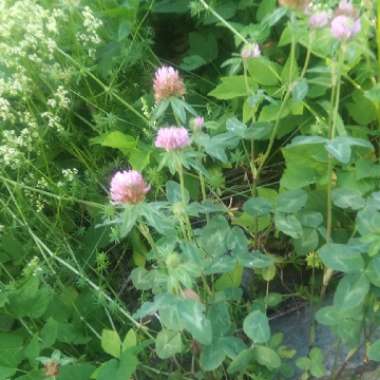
[0,1,102,170]
[76,6,103,57]
[57,168,79,187]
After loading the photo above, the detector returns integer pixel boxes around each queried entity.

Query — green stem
[177,161,192,240]
[321,48,344,298]
[256,14,296,178]
[198,0,248,44]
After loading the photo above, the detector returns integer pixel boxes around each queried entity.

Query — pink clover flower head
[155,127,190,151]
[241,43,261,60]
[331,14,361,40]
[309,11,331,29]
[110,170,150,204]
[336,0,358,17]
[153,65,185,103]
[193,116,205,129]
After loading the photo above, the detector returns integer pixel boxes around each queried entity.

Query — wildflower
[330,14,361,40]
[309,11,331,29]
[241,43,261,60]
[155,127,190,151]
[153,66,185,103]
[335,0,358,18]
[192,116,205,129]
[110,170,150,204]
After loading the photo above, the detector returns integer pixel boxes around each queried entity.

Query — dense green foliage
[0,0,379,379]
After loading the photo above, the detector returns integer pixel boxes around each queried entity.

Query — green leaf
[0,333,23,368]
[238,251,274,269]
[253,345,281,369]
[356,208,380,236]
[315,306,341,326]
[209,76,257,100]
[170,98,186,124]
[97,351,138,380]
[166,180,189,203]
[91,131,137,154]
[368,340,380,362]
[365,84,380,104]
[214,264,243,291]
[366,256,380,287]
[101,329,121,358]
[332,188,365,210]
[184,31,218,67]
[119,205,139,237]
[319,243,364,273]
[130,268,154,291]
[0,366,17,380]
[155,330,183,359]
[292,79,309,101]
[247,57,281,86]
[178,300,212,345]
[243,197,272,216]
[334,274,369,310]
[200,342,226,371]
[326,137,373,164]
[309,347,326,378]
[208,302,231,338]
[243,310,270,344]
[227,348,255,374]
[122,329,137,352]
[275,213,303,239]
[58,363,96,380]
[277,189,308,213]
[180,55,206,70]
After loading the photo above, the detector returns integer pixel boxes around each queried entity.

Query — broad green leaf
[155,330,183,359]
[119,205,139,237]
[0,333,24,368]
[243,310,270,344]
[178,300,212,345]
[315,306,341,326]
[227,348,255,374]
[365,84,380,104]
[214,264,243,291]
[170,98,186,124]
[200,342,226,371]
[243,197,272,216]
[366,256,380,287]
[0,366,17,380]
[208,302,231,338]
[368,340,380,362]
[122,329,137,352]
[275,213,303,239]
[277,189,308,213]
[253,345,281,369]
[91,131,137,154]
[319,243,364,273]
[334,274,369,310]
[326,137,373,164]
[101,329,121,358]
[238,251,274,269]
[209,76,257,100]
[58,363,96,380]
[247,57,281,86]
[292,79,309,101]
[220,336,247,359]
[310,348,326,378]
[356,208,380,236]
[130,267,153,290]
[332,188,365,210]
